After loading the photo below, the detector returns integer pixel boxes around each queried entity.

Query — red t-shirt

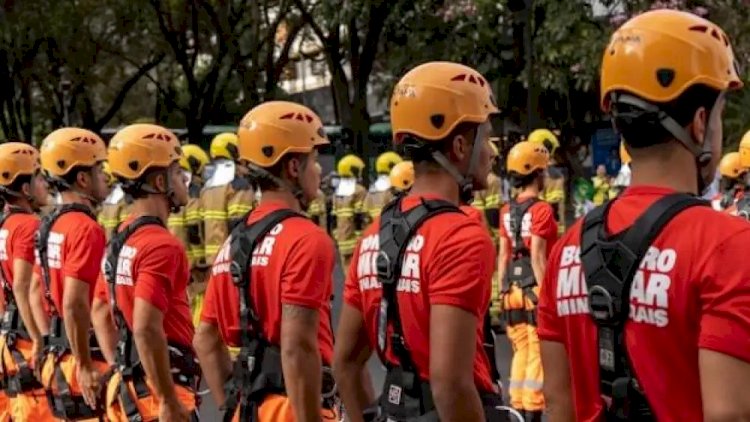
[499,196,558,266]
[94,218,193,347]
[460,205,484,224]
[34,210,105,315]
[0,212,39,289]
[344,194,497,393]
[201,201,336,364]
[537,186,750,422]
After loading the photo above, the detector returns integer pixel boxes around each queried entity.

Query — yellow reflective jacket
[332,182,367,257]
[98,185,129,243]
[306,189,328,230]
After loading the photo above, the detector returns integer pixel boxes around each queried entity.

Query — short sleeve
[63,221,105,284]
[280,229,335,309]
[428,221,495,318]
[537,238,566,343]
[13,217,39,263]
[531,202,558,240]
[200,272,220,325]
[94,276,108,302]
[343,240,363,311]
[134,240,184,312]
[698,231,750,363]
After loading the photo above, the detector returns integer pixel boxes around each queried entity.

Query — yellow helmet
[527,129,559,155]
[390,61,498,144]
[108,124,182,181]
[507,141,550,176]
[0,142,40,188]
[210,132,239,161]
[375,151,403,174]
[489,141,499,160]
[180,144,210,175]
[720,152,747,179]
[740,130,750,168]
[620,141,632,165]
[102,161,116,186]
[337,154,365,178]
[390,161,414,192]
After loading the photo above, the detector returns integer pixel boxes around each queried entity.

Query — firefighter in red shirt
[497,141,558,422]
[193,101,337,422]
[538,10,750,422]
[32,127,111,421]
[334,61,507,422]
[0,143,53,421]
[92,123,199,422]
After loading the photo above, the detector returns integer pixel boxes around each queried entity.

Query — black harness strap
[501,198,539,327]
[36,204,105,420]
[580,193,707,421]
[375,197,463,419]
[222,208,301,422]
[0,208,43,396]
[104,216,201,422]
[736,194,750,219]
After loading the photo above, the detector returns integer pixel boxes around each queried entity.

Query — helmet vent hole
[524,164,531,171]
[317,127,326,138]
[710,29,721,41]
[451,74,466,82]
[689,25,708,33]
[1,172,9,180]
[656,69,675,88]
[128,161,139,171]
[262,146,274,158]
[56,160,66,169]
[280,113,295,120]
[430,114,445,129]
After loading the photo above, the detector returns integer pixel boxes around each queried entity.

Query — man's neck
[517,185,540,200]
[630,161,698,194]
[61,190,94,211]
[3,198,32,213]
[129,196,170,225]
[260,190,301,213]
[409,171,460,205]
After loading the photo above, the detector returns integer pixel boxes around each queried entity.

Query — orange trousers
[105,372,197,422]
[0,393,9,422]
[230,394,339,422]
[40,352,110,422]
[502,285,544,412]
[0,336,55,421]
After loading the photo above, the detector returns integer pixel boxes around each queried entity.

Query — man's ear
[75,170,89,189]
[153,172,168,192]
[285,157,301,179]
[20,181,31,197]
[450,134,469,162]
[690,106,708,146]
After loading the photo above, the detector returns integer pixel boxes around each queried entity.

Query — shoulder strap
[580,192,707,403]
[510,198,539,255]
[103,216,164,368]
[375,196,461,370]
[0,208,31,306]
[229,208,301,350]
[35,203,97,316]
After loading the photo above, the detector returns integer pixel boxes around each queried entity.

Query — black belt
[500,309,537,326]
[0,330,42,396]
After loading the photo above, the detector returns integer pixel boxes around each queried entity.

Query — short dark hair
[0,174,31,202]
[612,84,721,149]
[48,165,93,192]
[509,169,543,189]
[247,152,308,192]
[120,166,168,200]
[405,122,479,169]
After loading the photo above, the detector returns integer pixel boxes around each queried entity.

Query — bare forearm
[545,399,575,422]
[531,255,546,287]
[29,277,49,335]
[134,325,177,402]
[91,300,118,365]
[13,280,41,343]
[194,337,231,407]
[282,343,322,422]
[335,362,370,422]
[63,300,93,366]
[432,381,483,422]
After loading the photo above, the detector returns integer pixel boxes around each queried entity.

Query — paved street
[198,254,514,420]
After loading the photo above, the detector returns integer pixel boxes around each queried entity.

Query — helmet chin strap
[430,125,484,204]
[140,171,181,213]
[613,92,725,196]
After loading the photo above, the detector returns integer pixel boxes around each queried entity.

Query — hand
[77,364,102,410]
[159,397,190,422]
[32,342,46,383]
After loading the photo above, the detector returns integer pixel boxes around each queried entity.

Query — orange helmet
[390,62,498,143]
[620,141,632,165]
[507,141,550,175]
[238,101,329,168]
[40,128,107,177]
[108,124,182,180]
[389,161,414,192]
[0,142,41,188]
[601,10,742,112]
[718,152,746,179]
